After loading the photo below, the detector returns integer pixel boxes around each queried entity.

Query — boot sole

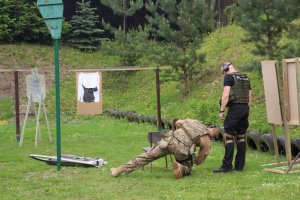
[172,162,183,179]
[213,168,233,173]
[111,168,122,177]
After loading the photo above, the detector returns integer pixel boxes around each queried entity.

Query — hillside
[0,24,296,136]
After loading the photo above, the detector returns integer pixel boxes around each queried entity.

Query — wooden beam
[261,158,300,167]
[264,168,286,174]
[0,66,172,73]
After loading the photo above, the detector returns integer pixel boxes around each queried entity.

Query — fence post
[14,71,20,141]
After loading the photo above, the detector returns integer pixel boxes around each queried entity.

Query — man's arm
[195,135,211,165]
[248,89,252,108]
[220,86,231,120]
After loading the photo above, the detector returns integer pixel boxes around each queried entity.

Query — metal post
[14,71,20,141]
[54,39,62,171]
[155,67,162,130]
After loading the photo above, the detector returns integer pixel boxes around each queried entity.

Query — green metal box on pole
[37,0,63,40]
[37,0,63,171]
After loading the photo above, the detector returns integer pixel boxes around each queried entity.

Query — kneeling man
[111,119,219,179]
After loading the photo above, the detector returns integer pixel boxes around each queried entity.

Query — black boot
[235,135,246,171]
[214,142,234,173]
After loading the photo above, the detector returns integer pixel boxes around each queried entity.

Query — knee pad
[236,134,245,143]
[224,133,234,144]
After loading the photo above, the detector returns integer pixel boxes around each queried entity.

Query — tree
[235,0,300,59]
[100,0,143,33]
[281,19,300,58]
[100,0,144,65]
[146,0,214,97]
[0,0,49,42]
[68,0,104,51]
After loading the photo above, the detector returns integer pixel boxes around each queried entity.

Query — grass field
[1,116,299,200]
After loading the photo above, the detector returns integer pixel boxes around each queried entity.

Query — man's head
[220,62,233,75]
[207,127,220,139]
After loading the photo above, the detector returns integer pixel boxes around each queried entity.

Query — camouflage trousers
[121,137,193,176]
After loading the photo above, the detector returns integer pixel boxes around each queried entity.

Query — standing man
[111,119,220,179]
[214,62,252,173]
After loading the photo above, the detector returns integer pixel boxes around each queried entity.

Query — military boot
[172,161,184,179]
[235,134,246,171]
[172,161,192,179]
[214,134,234,173]
[111,167,123,177]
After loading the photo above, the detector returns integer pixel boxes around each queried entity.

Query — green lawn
[0,116,299,200]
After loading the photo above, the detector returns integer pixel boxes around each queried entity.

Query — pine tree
[235,0,299,59]
[68,0,104,51]
[146,0,214,97]
[281,19,300,58]
[100,0,143,33]
[100,0,144,65]
[0,0,49,42]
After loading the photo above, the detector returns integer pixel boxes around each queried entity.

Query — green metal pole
[54,39,62,171]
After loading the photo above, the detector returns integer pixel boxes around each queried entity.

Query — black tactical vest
[229,72,250,104]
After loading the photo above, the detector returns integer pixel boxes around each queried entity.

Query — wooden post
[282,59,292,167]
[155,67,162,130]
[271,124,280,164]
[19,98,32,146]
[295,57,300,130]
[14,71,20,142]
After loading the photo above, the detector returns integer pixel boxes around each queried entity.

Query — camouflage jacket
[161,119,209,148]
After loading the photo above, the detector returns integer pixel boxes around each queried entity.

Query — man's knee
[224,133,234,144]
[235,134,245,143]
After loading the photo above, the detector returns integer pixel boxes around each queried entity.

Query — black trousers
[222,103,249,170]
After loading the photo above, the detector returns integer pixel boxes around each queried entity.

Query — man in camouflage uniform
[111,119,220,179]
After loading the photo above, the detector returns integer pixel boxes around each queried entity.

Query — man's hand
[219,112,225,120]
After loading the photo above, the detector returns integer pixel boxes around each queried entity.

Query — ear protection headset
[221,62,231,73]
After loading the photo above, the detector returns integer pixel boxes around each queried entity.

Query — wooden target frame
[261,58,300,173]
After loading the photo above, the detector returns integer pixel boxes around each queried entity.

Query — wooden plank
[282,58,300,125]
[282,59,292,166]
[264,162,300,174]
[289,164,300,168]
[296,58,300,127]
[287,170,300,174]
[261,60,282,125]
[261,158,300,167]
[264,168,286,174]
[271,124,280,163]
[273,165,300,170]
